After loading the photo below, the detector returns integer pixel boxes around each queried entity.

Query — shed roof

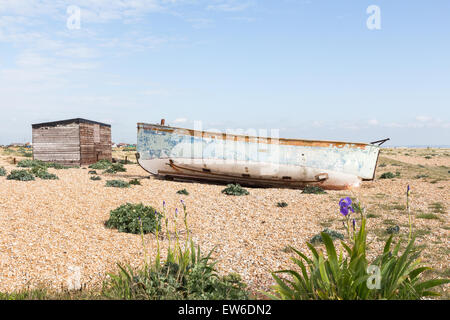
[32,118,111,129]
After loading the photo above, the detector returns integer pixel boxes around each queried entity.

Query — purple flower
[163,200,166,207]
[407,185,411,196]
[339,197,354,216]
[175,208,178,218]
[352,219,356,230]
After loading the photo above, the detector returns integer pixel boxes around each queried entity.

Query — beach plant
[386,225,400,234]
[88,170,97,175]
[380,172,396,179]
[310,228,344,244]
[267,198,450,300]
[104,163,126,174]
[36,171,59,180]
[302,185,327,194]
[7,170,35,181]
[89,159,112,170]
[90,176,101,181]
[0,167,6,176]
[221,184,249,196]
[176,188,189,195]
[277,201,288,208]
[102,201,249,300]
[105,180,130,188]
[129,179,141,185]
[105,203,162,235]
[17,159,46,168]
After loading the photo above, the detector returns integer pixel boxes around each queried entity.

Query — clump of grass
[88,170,97,175]
[429,202,445,214]
[424,156,432,159]
[105,203,162,234]
[310,228,344,244]
[176,188,189,195]
[0,167,6,176]
[129,179,141,185]
[7,170,35,181]
[103,163,126,174]
[105,180,130,188]
[302,185,327,194]
[379,172,396,179]
[379,163,387,167]
[414,174,429,179]
[90,176,101,181]
[367,213,381,218]
[221,184,249,196]
[417,213,440,220]
[89,159,112,170]
[277,201,288,208]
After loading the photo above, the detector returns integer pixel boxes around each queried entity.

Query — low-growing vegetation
[176,188,189,195]
[0,167,6,176]
[221,184,249,196]
[129,179,141,185]
[105,203,162,234]
[7,170,35,181]
[310,228,344,244]
[302,185,327,194]
[105,180,130,188]
[277,201,288,208]
[90,176,101,181]
[103,163,126,174]
[89,159,112,170]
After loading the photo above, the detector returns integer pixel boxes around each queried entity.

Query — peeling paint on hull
[136,123,381,190]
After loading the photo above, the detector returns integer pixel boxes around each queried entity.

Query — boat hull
[136,123,381,190]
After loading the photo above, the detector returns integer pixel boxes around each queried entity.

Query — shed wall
[32,123,81,165]
[79,123,112,165]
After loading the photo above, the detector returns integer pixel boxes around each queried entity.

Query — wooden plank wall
[32,123,81,165]
[79,123,112,165]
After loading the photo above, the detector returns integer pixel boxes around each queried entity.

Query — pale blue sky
[0,0,449,146]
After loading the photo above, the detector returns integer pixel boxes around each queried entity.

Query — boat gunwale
[137,123,380,149]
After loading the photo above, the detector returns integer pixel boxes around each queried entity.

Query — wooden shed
[32,118,112,166]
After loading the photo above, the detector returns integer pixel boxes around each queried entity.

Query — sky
[0,0,449,146]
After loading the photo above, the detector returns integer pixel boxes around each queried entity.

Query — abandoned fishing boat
[136,121,389,190]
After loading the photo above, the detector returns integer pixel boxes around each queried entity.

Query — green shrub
[380,172,396,179]
[267,209,449,300]
[89,159,112,170]
[302,185,327,194]
[104,163,126,174]
[176,188,189,195]
[0,167,6,176]
[277,201,288,208]
[105,180,130,188]
[88,170,97,174]
[310,228,344,244]
[129,179,141,185]
[17,159,46,168]
[105,203,162,234]
[90,176,101,181]
[36,172,59,180]
[221,184,249,196]
[7,170,35,181]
